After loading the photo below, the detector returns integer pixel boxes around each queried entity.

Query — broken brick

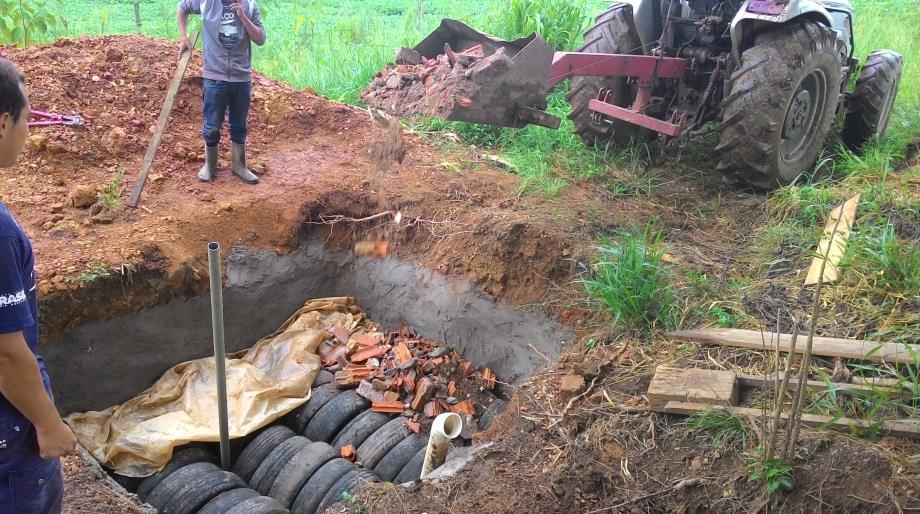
[451,399,476,416]
[460,361,474,378]
[383,391,400,402]
[482,368,496,390]
[423,400,444,418]
[560,374,586,395]
[341,445,356,461]
[356,380,386,404]
[447,381,457,397]
[355,334,380,347]
[410,377,435,411]
[394,343,412,363]
[350,345,390,363]
[372,401,405,414]
[330,324,350,345]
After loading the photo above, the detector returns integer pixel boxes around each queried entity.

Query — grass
[682,408,750,449]
[581,226,676,334]
[98,168,125,210]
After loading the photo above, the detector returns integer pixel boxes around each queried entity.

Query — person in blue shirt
[0,57,77,513]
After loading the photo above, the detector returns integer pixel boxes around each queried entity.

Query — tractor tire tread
[842,50,902,151]
[717,20,845,188]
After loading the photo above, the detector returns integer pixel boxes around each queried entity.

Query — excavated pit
[44,237,568,415]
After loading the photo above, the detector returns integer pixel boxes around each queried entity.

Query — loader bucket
[412,19,558,129]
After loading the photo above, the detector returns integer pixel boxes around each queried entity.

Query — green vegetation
[581,226,675,334]
[79,261,112,284]
[98,169,125,210]
[0,0,58,46]
[486,0,591,51]
[683,409,749,449]
[748,455,795,494]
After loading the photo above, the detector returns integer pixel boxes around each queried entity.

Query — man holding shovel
[177,0,266,184]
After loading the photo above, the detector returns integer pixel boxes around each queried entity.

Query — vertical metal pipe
[207,242,231,470]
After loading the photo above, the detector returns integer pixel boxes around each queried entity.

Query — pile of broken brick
[319,322,498,436]
[361,43,513,119]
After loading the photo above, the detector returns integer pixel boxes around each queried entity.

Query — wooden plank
[127,31,200,208]
[737,374,908,399]
[660,401,920,440]
[667,328,920,364]
[805,193,861,285]
[647,366,738,409]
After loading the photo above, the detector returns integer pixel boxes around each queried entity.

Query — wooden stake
[127,31,199,208]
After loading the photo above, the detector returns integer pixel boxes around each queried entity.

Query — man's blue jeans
[0,414,64,513]
[201,79,251,148]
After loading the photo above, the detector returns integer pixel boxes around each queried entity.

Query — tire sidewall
[775,47,842,182]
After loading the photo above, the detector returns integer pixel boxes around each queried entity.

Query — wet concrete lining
[44,238,568,414]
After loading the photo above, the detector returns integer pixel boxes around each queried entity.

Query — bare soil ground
[3,36,918,512]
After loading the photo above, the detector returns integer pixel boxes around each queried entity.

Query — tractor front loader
[397,0,903,189]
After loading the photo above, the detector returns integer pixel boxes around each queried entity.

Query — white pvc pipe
[420,412,462,479]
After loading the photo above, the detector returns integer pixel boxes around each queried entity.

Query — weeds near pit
[581,226,676,333]
[98,169,125,210]
[584,337,599,350]
[683,409,749,449]
[79,261,111,284]
[747,455,794,494]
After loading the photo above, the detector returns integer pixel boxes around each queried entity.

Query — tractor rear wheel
[567,2,652,147]
[842,50,903,151]
[717,21,845,188]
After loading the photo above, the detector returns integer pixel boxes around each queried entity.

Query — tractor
[397,0,903,188]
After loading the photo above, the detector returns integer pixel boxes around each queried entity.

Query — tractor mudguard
[617,0,659,55]
[730,0,847,61]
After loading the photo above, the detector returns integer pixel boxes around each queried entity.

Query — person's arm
[176,0,201,55]
[231,2,266,46]
[0,331,76,459]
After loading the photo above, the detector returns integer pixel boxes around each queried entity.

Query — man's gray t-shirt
[178,0,265,82]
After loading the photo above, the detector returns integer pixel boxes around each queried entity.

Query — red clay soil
[0,35,642,340]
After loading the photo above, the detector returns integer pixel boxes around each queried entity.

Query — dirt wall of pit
[43,237,568,414]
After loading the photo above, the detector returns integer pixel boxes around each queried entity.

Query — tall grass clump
[582,226,676,333]
[485,0,592,51]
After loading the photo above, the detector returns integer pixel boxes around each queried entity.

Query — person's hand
[230,2,249,21]
[179,35,193,57]
[36,420,77,459]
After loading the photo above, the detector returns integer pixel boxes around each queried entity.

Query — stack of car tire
[134,370,505,513]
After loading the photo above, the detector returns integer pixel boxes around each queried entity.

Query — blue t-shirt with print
[0,201,51,419]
